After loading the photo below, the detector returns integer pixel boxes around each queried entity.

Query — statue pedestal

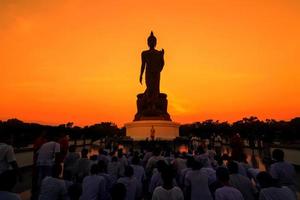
[125,120,179,141]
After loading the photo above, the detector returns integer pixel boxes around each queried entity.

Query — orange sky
[1,0,300,127]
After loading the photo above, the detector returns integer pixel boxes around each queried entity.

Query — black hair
[227,161,239,174]
[90,164,99,175]
[216,167,229,182]
[192,160,203,170]
[272,149,284,162]
[81,148,89,158]
[98,160,107,173]
[256,171,278,188]
[0,170,17,191]
[111,183,126,200]
[131,156,140,165]
[124,166,134,177]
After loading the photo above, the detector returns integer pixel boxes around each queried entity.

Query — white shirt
[0,143,16,174]
[80,175,106,200]
[229,174,255,200]
[39,176,71,200]
[131,164,145,184]
[117,176,141,200]
[270,161,296,186]
[215,186,244,200]
[185,169,213,200]
[259,186,296,200]
[37,142,60,166]
[152,186,184,200]
[0,191,21,200]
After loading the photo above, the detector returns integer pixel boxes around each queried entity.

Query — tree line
[0,116,299,148]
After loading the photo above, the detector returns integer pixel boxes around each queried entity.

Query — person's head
[52,164,62,178]
[161,166,174,187]
[156,160,167,172]
[98,160,107,173]
[81,148,89,158]
[124,166,134,177]
[90,164,99,175]
[117,149,123,158]
[111,156,118,162]
[69,145,76,153]
[256,172,278,188]
[131,156,140,165]
[197,146,205,155]
[0,170,17,191]
[111,183,126,200]
[272,149,284,162]
[192,160,203,170]
[147,31,157,49]
[186,156,195,168]
[153,148,161,156]
[227,161,239,174]
[216,167,230,183]
[68,183,82,200]
[98,148,104,155]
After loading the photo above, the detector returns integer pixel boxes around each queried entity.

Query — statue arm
[140,52,146,84]
[160,49,165,71]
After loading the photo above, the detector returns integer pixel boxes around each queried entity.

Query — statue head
[147,31,157,49]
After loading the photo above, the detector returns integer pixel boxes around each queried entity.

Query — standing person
[63,145,80,180]
[0,137,21,177]
[111,183,127,200]
[227,161,256,200]
[214,134,223,156]
[98,160,115,200]
[214,167,244,200]
[73,148,92,183]
[184,160,213,200]
[269,149,297,196]
[39,165,72,200]
[108,156,122,181]
[0,170,21,200]
[80,164,106,200]
[146,148,164,174]
[256,172,296,200]
[117,166,142,200]
[152,166,184,200]
[32,132,47,200]
[36,135,60,186]
[57,133,70,164]
[131,156,146,187]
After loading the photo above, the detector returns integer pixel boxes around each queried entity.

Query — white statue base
[125,120,180,141]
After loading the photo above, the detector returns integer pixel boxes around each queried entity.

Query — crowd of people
[0,133,298,200]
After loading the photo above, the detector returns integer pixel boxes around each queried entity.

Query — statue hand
[139,76,143,85]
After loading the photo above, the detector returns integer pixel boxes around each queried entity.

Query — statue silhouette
[135,32,171,121]
[140,31,164,104]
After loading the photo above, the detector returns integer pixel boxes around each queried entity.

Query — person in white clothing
[152,165,184,200]
[131,156,146,186]
[214,167,244,200]
[36,138,60,185]
[184,160,213,200]
[117,166,142,200]
[80,164,106,200]
[227,161,256,200]
[269,149,297,195]
[39,165,72,200]
[256,171,296,200]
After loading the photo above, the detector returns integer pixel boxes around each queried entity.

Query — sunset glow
[1,0,300,126]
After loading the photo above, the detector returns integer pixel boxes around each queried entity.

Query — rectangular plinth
[125,120,180,140]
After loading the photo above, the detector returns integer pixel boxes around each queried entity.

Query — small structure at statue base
[125,32,179,141]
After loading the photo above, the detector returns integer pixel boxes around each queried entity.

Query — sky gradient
[1,0,300,126]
